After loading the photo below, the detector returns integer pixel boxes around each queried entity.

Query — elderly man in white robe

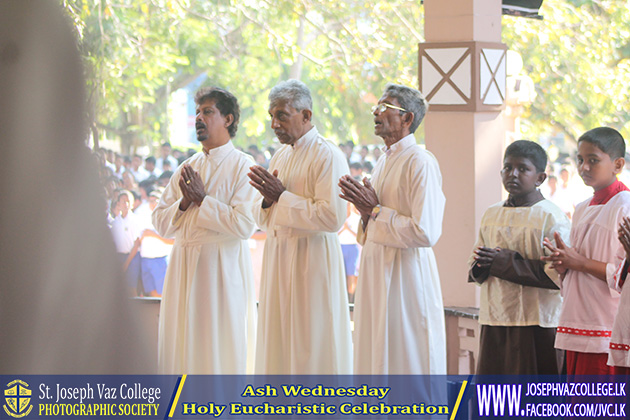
[153,87,257,374]
[339,84,447,374]
[247,79,352,374]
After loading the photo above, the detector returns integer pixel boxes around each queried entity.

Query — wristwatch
[370,204,382,221]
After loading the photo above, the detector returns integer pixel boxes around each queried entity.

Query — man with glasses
[339,84,447,374]
[248,79,352,374]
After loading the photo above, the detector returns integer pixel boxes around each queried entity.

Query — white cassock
[354,134,447,374]
[254,127,353,374]
[152,142,257,374]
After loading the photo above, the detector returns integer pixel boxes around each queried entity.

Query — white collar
[383,133,416,157]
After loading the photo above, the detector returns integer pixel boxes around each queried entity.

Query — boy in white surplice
[469,140,570,375]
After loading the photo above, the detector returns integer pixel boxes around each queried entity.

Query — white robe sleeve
[272,149,348,232]
[610,259,628,292]
[607,248,628,292]
[152,167,186,238]
[612,240,630,289]
[367,153,445,248]
[252,197,272,231]
[194,163,256,239]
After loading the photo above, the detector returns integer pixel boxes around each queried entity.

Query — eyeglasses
[371,103,408,114]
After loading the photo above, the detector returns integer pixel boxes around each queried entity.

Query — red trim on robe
[610,342,630,352]
[556,326,611,337]
[589,179,630,206]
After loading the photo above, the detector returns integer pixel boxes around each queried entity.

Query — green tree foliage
[503,0,630,142]
[62,0,630,152]
[61,0,424,153]
[63,0,191,152]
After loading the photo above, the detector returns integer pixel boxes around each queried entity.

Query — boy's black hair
[578,127,626,160]
[504,140,547,173]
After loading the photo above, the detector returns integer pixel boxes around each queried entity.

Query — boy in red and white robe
[544,127,630,375]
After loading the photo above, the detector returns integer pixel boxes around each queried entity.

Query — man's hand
[339,175,379,225]
[178,164,206,210]
[473,246,501,269]
[248,165,285,207]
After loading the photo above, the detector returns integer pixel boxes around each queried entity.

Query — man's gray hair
[268,79,313,111]
[383,83,428,134]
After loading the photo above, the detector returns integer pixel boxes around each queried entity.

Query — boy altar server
[543,127,630,375]
[469,140,570,374]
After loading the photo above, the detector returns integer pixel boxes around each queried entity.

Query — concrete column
[424,0,502,43]
[422,0,506,308]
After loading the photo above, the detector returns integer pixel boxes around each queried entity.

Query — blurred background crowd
[96,138,630,301]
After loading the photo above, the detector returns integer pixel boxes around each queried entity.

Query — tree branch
[389,5,423,42]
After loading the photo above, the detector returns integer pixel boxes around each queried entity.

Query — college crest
[3,380,32,418]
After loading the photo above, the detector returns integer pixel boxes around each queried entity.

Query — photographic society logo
[3,380,32,418]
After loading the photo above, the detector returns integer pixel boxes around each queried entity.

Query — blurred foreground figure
[0,1,150,373]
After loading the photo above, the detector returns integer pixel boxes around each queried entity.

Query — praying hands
[338,175,379,226]
[542,231,607,281]
[541,232,577,275]
[178,164,206,210]
[247,165,286,208]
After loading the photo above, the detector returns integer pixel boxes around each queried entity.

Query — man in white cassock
[247,80,352,374]
[339,84,447,374]
[153,87,257,374]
